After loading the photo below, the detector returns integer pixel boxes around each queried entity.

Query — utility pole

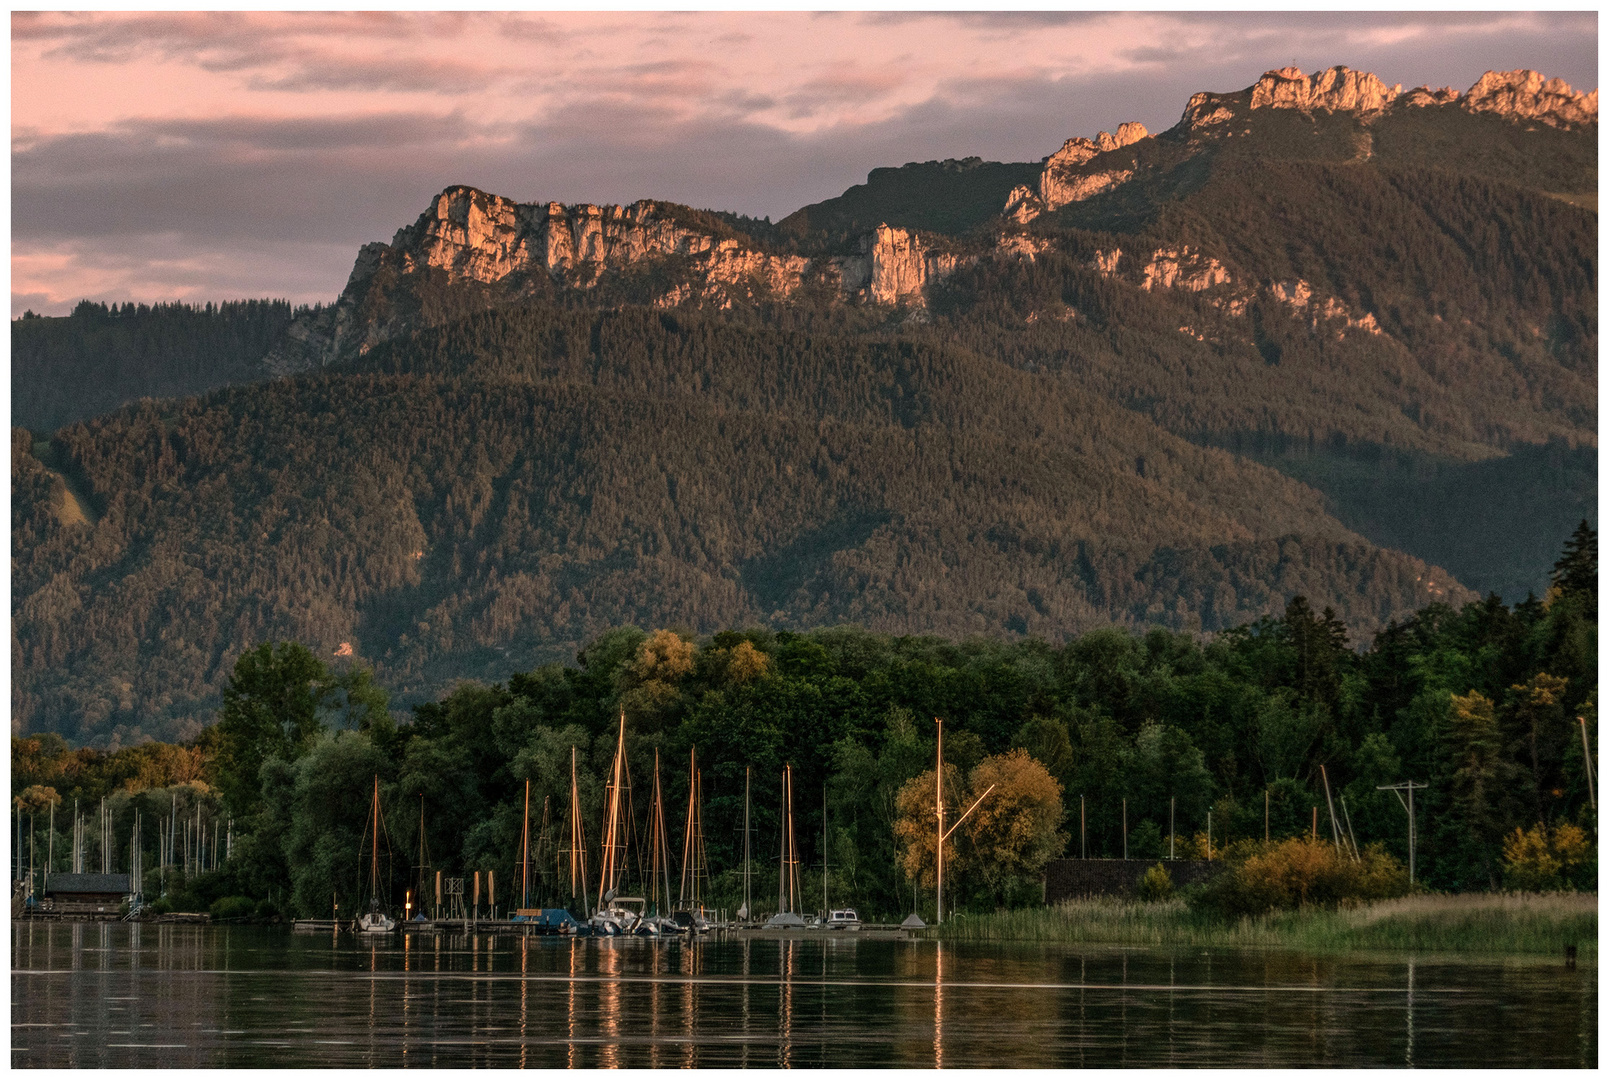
[933,716,992,926]
[1378,781,1427,887]
[1080,795,1086,858]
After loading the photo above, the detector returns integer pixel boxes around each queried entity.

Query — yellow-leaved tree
[895,749,1064,909]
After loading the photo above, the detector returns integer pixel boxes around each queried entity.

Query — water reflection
[11,923,1598,1069]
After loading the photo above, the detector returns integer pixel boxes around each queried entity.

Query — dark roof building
[44,873,131,900]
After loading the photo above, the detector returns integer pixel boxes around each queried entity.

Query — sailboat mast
[695,768,710,914]
[371,774,381,905]
[743,767,751,920]
[521,779,531,910]
[418,795,427,910]
[598,709,627,903]
[787,764,800,916]
[568,746,583,910]
[778,767,787,915]
[680,748,698,906]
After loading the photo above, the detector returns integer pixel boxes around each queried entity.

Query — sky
[10,10,1599,316]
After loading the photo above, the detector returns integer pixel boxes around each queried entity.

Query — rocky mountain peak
[1248,64,1402,113]
[1462,68,1598,126]
[1184,64,1596,130]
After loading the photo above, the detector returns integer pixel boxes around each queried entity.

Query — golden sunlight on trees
[893,763,966,891]
[1502,821,1591,891]
[963,750,1065,903]
[621,628,697,723]
[725,640,769,684]
[894,750,1063,906]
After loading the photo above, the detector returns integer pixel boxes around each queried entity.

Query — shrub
[254,898,280,921]
[1137,863,1174,902]
[146,897,173,915]
[1502,822,1592,891]
[1190,836,1407,918]
[210,895,257,921]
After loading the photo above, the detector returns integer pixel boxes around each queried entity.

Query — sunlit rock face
[266,63,1594,375]
[1182,65,1596,130]
[833,225,959,306]
[1459,69,1598,127]
[1035,121,1149,213]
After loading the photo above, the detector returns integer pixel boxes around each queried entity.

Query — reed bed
[931,892,1597,956]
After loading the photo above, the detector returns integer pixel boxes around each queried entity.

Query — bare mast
[598,709,629,904]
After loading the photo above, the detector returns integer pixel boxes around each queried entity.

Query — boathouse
[43,873,131,915]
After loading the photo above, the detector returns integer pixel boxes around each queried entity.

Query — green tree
[214,643,331,815]
[1551,520,1596,615]
[1436,690,1528,889]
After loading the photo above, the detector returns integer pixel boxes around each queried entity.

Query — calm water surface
[12,921,1596,1068]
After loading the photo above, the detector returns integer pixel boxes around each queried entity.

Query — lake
[12,921,1596,1068]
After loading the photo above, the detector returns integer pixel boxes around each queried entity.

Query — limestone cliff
[1183,64,1596,130]
[1009,65,1594,225]
[264,187,974,371]
[1007,120,1151,221]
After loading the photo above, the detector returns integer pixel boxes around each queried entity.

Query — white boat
[589,894,644,935]
[826,908,862,930]
[357,905,396,933]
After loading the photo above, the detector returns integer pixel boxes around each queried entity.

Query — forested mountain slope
[12,304,1467,746]
[11,65,1593,746]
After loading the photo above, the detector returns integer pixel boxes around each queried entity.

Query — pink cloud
[11,11,1597,314]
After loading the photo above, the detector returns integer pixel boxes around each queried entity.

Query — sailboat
[357,775,396,933]
[638,749,681,936]
[588,709,645,936]
[561,745,593,932]
[676,748,713,933]
[765,764,806,928]
[737,766,752,923]
[414,794,431,923]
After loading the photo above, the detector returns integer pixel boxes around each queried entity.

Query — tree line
[11,522,1594,918]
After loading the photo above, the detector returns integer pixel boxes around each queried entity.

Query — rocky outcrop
[384,187,786,288]
[1183,65,1596,130]
[1268,279,1382,336]
[1138,247,1231,293]
[1082,247,1384,340]
[263,187,975,371]
[1461,69,1598,128]
[1005,122,1150,222]
[1249,65,1402,114]
[834,225,960,306]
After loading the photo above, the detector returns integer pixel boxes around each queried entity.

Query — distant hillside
[11,302,1471,746]
[11,300,302,433]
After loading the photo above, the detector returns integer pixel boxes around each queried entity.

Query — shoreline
[925,892,1598,958]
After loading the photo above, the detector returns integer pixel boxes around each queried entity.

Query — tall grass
[931,892,1597,956]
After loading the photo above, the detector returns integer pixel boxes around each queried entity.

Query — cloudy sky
[11,10,1598,315]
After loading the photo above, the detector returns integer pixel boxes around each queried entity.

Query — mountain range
[12,65,1597,747]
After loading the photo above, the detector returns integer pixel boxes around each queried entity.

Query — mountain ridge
[10,62,1595,746]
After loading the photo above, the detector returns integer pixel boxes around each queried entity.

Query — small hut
[43,873,131,916]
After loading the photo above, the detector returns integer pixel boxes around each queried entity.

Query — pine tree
[1551,520,1596,615]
